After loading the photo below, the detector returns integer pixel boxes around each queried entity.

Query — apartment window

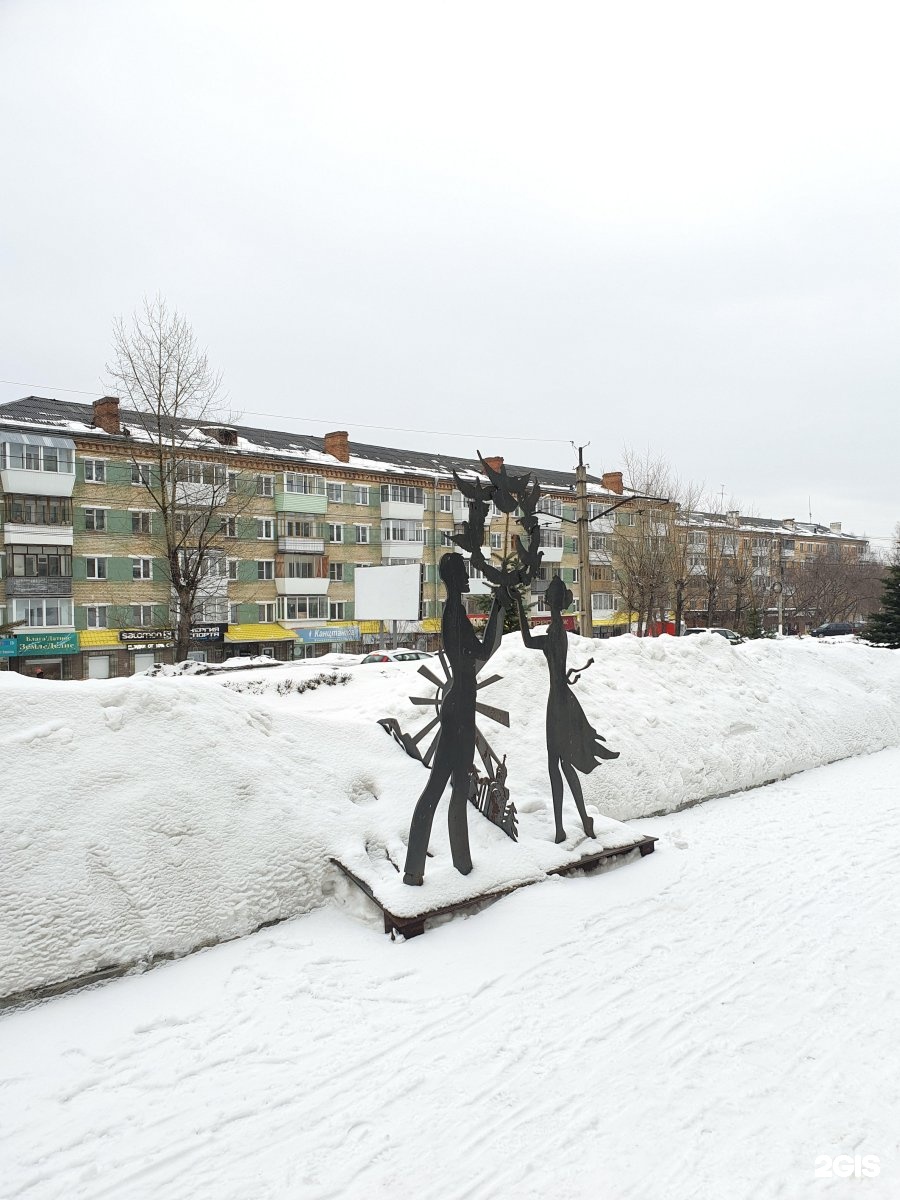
[83,458,106,483]
[85,605,109,628]
[229,604,239,624]
[83,507,107,532]
[571,568,580,583]
[257,602,276,623]
[327,482,344,503]
[539,530,564,549]
[256,518,274,539]
[132,558,153,580]
[11,546,72,577]
[329,561,344,582]
[589,534,611,553]
[592,592,615,613]
[256,474,274,497]
[441,530,454,547]
[489,532,504,550]
[354,525,370,544]
[353,486,369,505]
[131,510,152,535]
[175,461,226,486]
[5,495,72,526]
[131,462,151,486]
[12,597,74,627]
[201,555,227,579]
[281,518,319,539]
[328,523,343,543]
[284,472,326,496]
[86,557,108,580]
[439,494,453,512]
[286,557,322,579]
[381,520,424,543]
[227,558,239,580]
[221,515,237,538]
[537,497,563,518]
[257,560,274,580]
[617,511,635,527]
[381,484,425,505]
[228,471,239,494]
[329,601,346,620]
[199,597,228,623]
[278,595,328,620]
[130,605,155,627]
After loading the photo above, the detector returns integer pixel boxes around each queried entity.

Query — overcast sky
[1,1,897,545]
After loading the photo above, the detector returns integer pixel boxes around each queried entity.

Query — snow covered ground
[2,747,899,1200]
[2,633,900,1001]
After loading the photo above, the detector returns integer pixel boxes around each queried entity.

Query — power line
[0,378,572,446]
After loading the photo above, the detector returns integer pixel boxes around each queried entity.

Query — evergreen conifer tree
[864,563,900,648]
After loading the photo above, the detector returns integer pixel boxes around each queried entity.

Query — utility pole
[774,534,784,635]
[574,444,593,637]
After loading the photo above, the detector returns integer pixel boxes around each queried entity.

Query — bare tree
[107,296,252,661]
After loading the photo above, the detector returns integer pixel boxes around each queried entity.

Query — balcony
[588,548,611,565]
[275,576,329,595]
[381,540,425,561]
[277,536,326,554]
[4,576,73,597]
[380,500,425,521]
[0,435,76,498]
[4,522,74,546]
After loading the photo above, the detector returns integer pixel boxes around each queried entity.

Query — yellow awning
[591,610,637,627]
[225,623,297,643]
[78,630,124,648]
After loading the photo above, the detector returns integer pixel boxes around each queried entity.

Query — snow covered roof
[0,395,631,500]
[681,508,867,543]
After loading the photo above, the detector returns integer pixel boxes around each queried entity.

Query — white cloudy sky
[1,1,897,544]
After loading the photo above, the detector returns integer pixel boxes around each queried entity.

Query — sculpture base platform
[331,831,657,939]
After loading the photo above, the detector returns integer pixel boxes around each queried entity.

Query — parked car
[361,649,435,664]
[683,627,745,645]
[809,622,855,638]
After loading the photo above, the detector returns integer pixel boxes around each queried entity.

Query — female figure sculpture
[403,553,507,886]
[516,576,618,843]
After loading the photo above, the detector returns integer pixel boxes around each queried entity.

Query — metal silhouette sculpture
[402,553,507,885]
[516,576,619,843]
[402,456,543,885]
[379,652,519,840]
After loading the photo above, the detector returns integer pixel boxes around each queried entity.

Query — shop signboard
[190,623,228,642]
[15,631,80,656]
[120,629,175,643]
[295,625,360,644]
[0,636,18,657]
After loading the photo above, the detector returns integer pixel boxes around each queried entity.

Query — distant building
[0,395,640,678]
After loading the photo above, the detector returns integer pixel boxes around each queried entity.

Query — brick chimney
[830,521,842,534]
[783,518,795,530]
[92,396,120,434]
[601,470,623,495]
[482,455,504,473]
[727,510,740,525]
[324,430,349,462]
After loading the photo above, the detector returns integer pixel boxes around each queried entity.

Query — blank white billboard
[354,564,421,621]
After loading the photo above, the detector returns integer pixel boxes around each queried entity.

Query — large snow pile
[2,634,899,1001]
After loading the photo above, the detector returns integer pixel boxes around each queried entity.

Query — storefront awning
[78,630,123,649]
[225,623,296,643]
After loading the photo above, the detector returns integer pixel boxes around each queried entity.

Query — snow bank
[2,634,900,1001]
